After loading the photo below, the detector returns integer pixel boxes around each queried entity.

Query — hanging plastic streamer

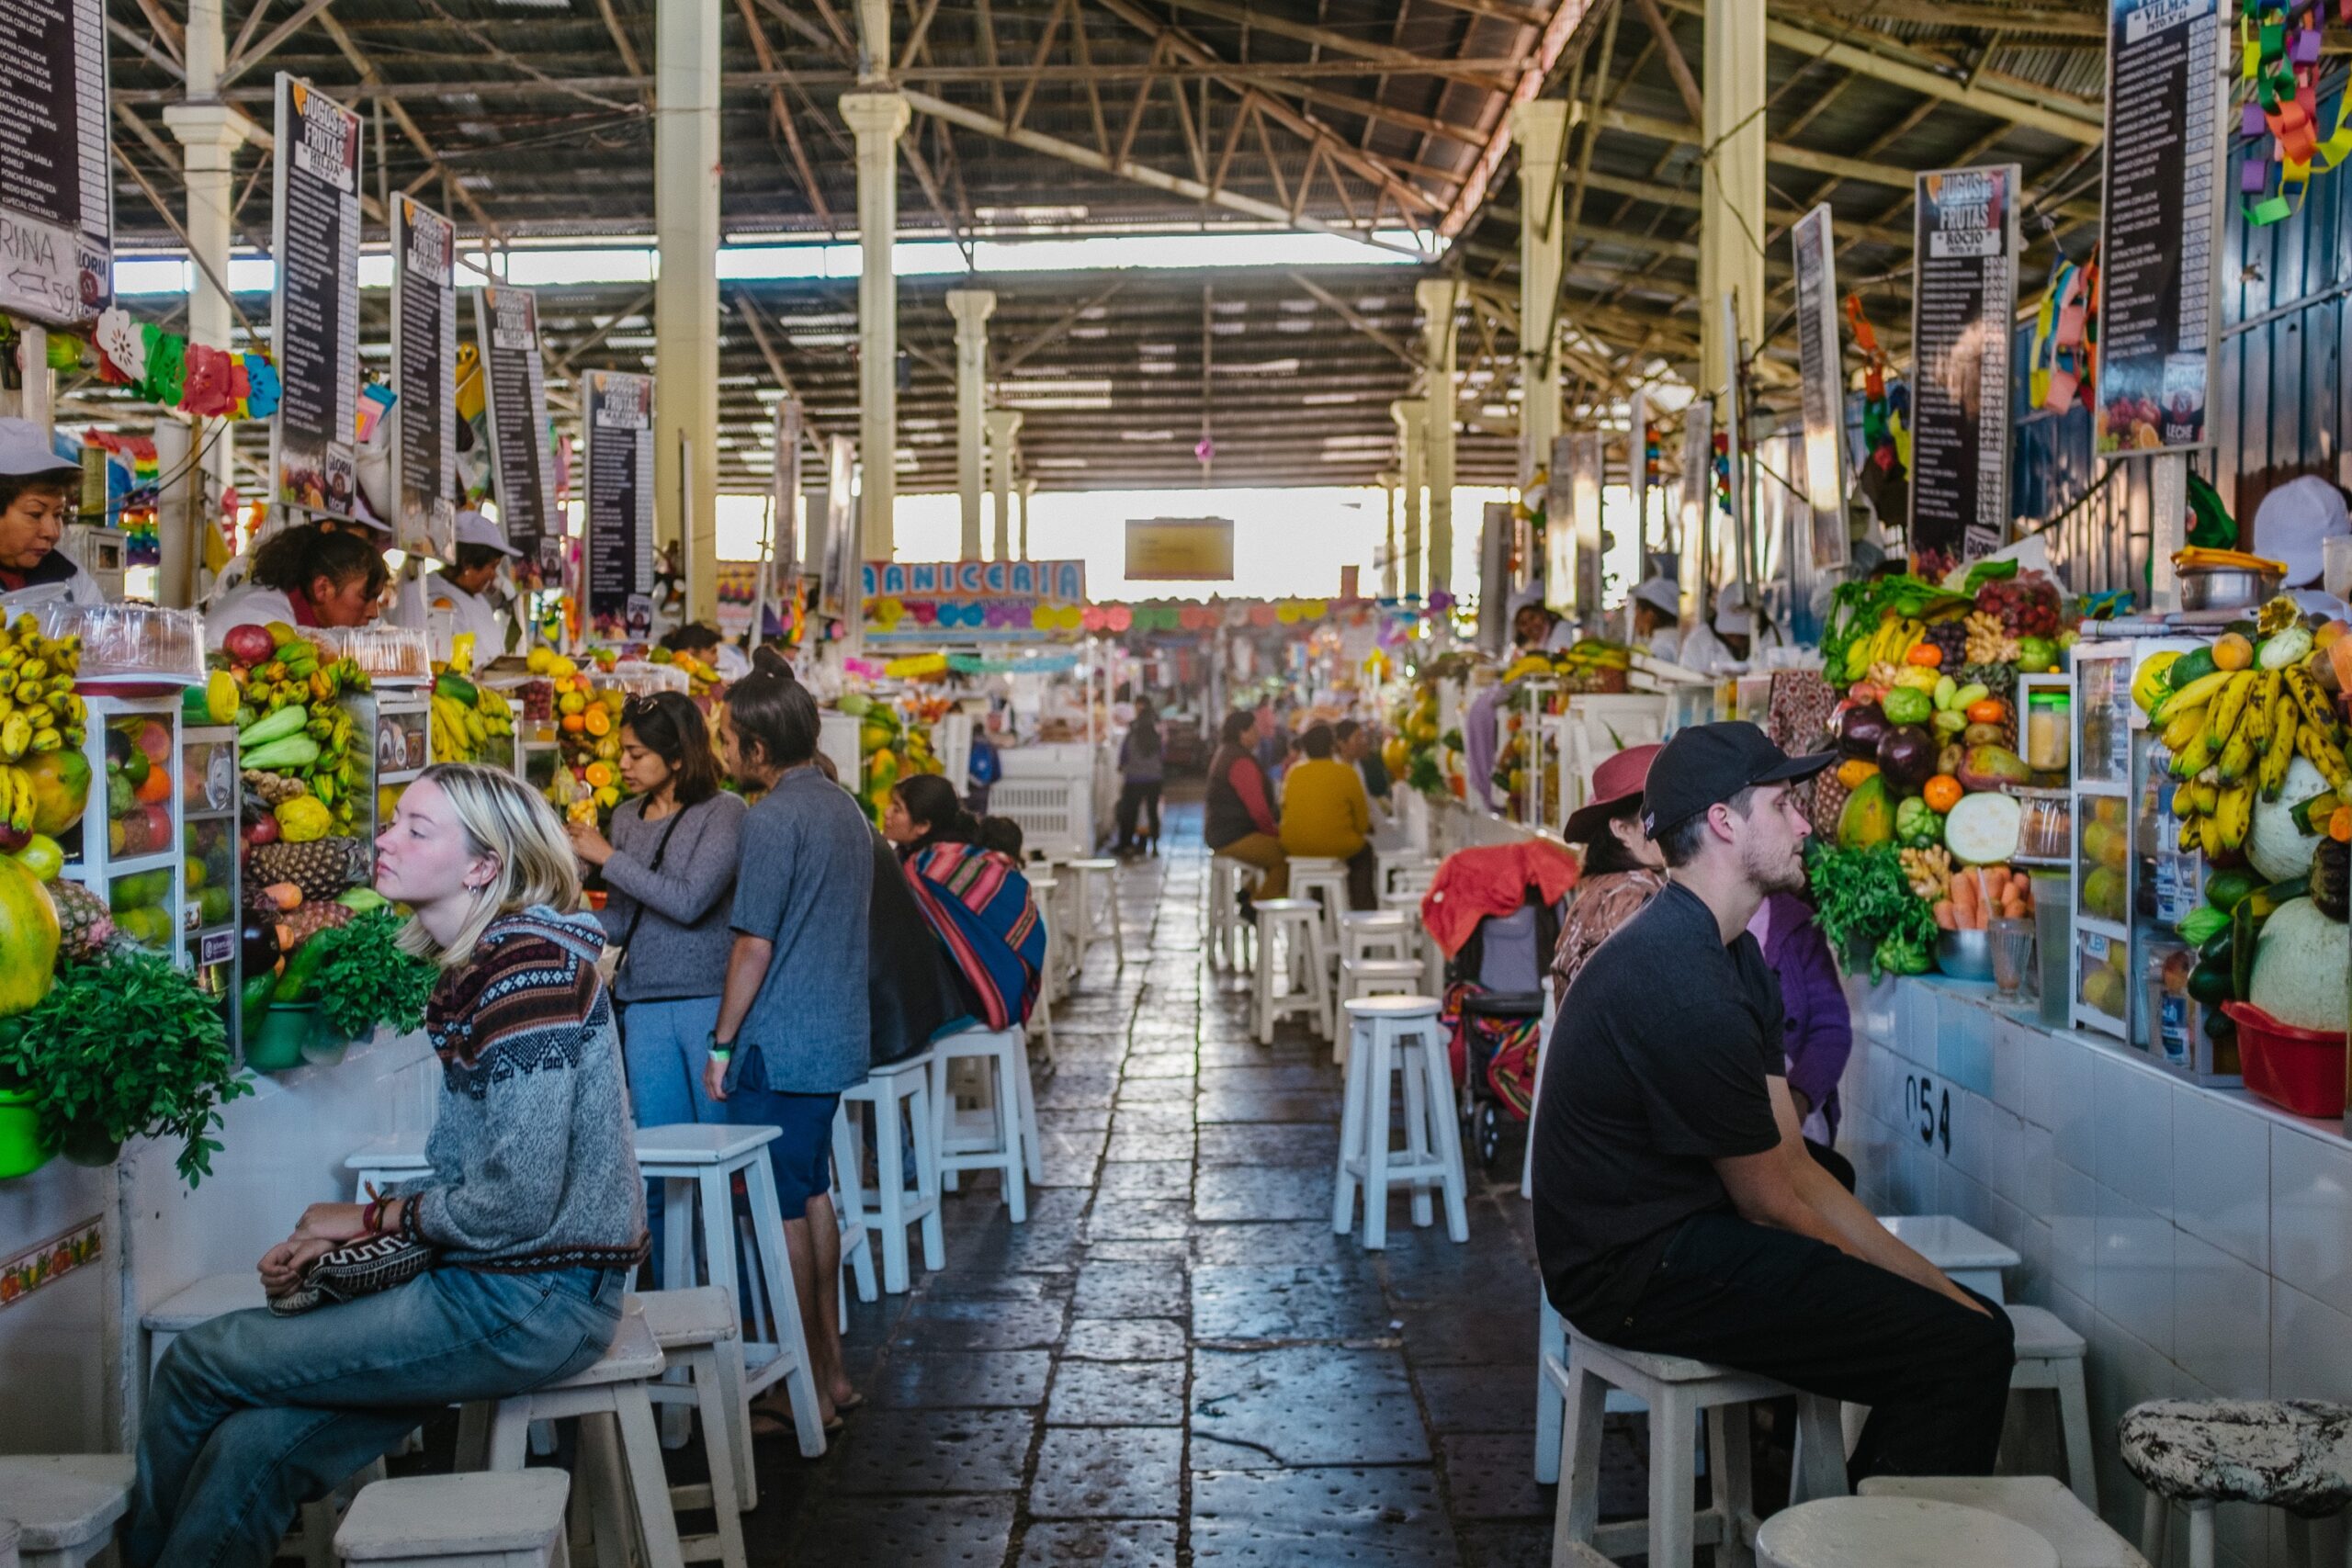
[2028,251,2098,414]
[2240,0,2352,224]
[1845,295,1908,483]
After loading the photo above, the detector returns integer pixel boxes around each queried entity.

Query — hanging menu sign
[1792,203,1849,570]
[2098,0,2223,454]
[1908,164,2019,564]
[584,370,654,637]
[474,285,557,569]
[269,75,361,521]
[0,0,109,324]
[390,196,457,561]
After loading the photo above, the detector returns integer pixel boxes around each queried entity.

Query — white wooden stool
[0,1457,131,1568]
[836,1052,944,1293]
[2,1518,18,1568]
[827,1112,880,1314]
[632,1124,827,1458]
[1251,898,1329,1044]
[1378,851,1438,896]
[1758,1495,2058,1568]
[1331,996,1465,1248]
[1549,1330,1849,1568]
[1029,872,1069,1022]
[2006,1304,2097,1511]
[1331,957,1425,1055]
[1857,1477,2147,1566]
[1337,909,1411,965]
[335,1471,570,1566]
[1208,857,1258,972]
[631,1289,751,1568]
[344,1136,430,1201]
[481,1306,683,1568]
[1876,1214,2019,1302]
[929,1025,1043,1222]
[1063,856,1125,966]
[1285,855,1350,952]
[1379,888,1442,993]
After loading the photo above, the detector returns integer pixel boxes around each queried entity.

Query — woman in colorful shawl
[884,774,1047,1031]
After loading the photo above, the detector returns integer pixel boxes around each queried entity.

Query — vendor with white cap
[1629,576,1682,664]
[423,509,522,661]
[1679,581,1786,675]
[0,418,104,608]
[1509,583,1578,653]
[2254,474,2352,616]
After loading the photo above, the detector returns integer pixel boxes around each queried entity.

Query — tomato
[1964,698,2007,726]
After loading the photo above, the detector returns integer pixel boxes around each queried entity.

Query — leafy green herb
[306,910,439,1040]
[0,948,251,1186]
[1820,575,1977,682]
[1806,840,1939,980]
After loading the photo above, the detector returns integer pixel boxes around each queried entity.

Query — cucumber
[2203,868,2259,911]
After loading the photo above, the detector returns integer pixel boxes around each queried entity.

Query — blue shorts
[727,1083,841,1219]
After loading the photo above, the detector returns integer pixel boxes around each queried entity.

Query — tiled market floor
[733,800,1603,1567]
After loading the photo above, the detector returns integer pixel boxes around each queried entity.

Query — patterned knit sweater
[390,906,649,1273]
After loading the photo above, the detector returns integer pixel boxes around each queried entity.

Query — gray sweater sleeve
[412,1052,580,1256]
[602,794,745,928]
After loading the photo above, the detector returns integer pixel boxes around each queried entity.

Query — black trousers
[1114,781,1162,850]
[1600,1212,2016,1481]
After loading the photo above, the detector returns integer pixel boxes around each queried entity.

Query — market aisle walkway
[740,799,1600,1567]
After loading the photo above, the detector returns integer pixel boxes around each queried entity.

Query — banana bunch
[0,763,34,836]
[2160,660,2352,855]
[430,694,478,763]
[1849,615,1925,678]
[0,614,85,762]
[1559,638,1633,671]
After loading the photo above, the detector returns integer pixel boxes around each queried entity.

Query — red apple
[222,625,277,667]
[245,815,280,847]
[141,802,173,849]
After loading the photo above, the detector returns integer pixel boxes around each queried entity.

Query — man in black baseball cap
[1532,721,2016,1483]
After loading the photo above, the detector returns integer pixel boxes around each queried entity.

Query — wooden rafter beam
[733,0,833,223]
[1001,280,1128,372]
[219,0,339,88]
[1149,0,1518,90]
[1628,0,1703,126]
[314,10,503,241]
[1286,270,1423,370]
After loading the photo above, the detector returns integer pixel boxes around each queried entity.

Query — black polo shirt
[1532,880,1787,1335]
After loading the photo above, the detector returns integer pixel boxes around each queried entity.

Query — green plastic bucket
[0,1087,55,1179]
[244,1002,318,1072]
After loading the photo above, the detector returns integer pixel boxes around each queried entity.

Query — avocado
[2168,647,2218,690]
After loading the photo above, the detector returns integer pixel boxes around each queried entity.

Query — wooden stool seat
[1332,997,1465,1249]
[628,1290,753,1565]
[334,1472,569,1565]
[837,1052,945,1294]
[2120,1397,2352,1568]
[1252,900,1329,1044]
[2004,1304,2098,1511]
[0,1456,131,1567]
[1756,1496,2058,1568]
[1857,1477,2147,1567]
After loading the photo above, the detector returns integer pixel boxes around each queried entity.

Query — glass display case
[62,694,187,964]
[180,723,242,1042]
[345,689,433,844]
[2069,634,2240,1083]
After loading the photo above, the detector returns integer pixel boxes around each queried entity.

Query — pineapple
[248,838,368,903]
[49,879,113,964]
[276,900,352,950]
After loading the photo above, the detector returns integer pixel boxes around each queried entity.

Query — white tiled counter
[1841,975,2352,1568]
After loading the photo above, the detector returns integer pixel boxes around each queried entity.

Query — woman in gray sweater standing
[566,690,745,1134]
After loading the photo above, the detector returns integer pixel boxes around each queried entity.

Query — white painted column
[653,0,723,619]
[1390,400,1425,601]
[1375,467,1400,600]
[1701,0,1766,398]
[945,288,996,560]
[1416,279,1462,592]
[985,407,1022,559]
[162,0,246,585]
[1018,477,1035,561]
[842,91,910,561]
[1511,102,1571,492]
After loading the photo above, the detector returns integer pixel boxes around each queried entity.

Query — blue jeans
[623,995,724,1283]
[127,1265,625,1568]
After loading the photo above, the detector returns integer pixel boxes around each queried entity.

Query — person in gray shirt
[706,670,872,1428]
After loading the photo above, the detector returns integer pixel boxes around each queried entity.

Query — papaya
[0,855,59,1016]
[20,750,88,837]
[1836,774,1894,849]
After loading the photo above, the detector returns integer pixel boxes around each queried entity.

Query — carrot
[2001,897,2029,920]
[1934,900,1960,931]
[1951,869,1981,925]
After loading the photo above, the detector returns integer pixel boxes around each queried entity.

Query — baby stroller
[1424,844,1572,1174]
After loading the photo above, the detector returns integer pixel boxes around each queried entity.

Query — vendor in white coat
[206,524,388,645]
[1679,581,1787,674]
[1630,576,1682,664]
[422,510,521,662]
[0,419,105,609]
[2255,475,2352,618]
[1508,585,1579,653]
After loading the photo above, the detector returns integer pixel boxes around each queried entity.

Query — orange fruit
[135,765,173,805]
[2212,632,2254,671]
[560,712,585,734]
[584,706,611,737]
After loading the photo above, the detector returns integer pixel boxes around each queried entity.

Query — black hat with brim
[1639,720,1835,839]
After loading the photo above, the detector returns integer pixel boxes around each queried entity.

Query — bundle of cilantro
[1804,840,1938,980]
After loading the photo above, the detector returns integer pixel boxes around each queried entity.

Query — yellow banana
[2264,700,2301,800]
[2177,810,2202,853]
[2172,728,2218,779]
[2161,705,2210,754]
[2286,666,2338,736]
[2198,810,2224,860]
[2154,669,2237,727]
[2215,784,2254,851]
[2298,723,2351,790]
[2205,671,2259,750]
[2219,728,2258,784]
[2192,774,2221,817]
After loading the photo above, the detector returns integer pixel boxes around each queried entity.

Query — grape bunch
[1922,618,1970,667]
[1976,571,2063,638]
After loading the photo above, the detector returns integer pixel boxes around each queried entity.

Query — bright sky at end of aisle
[711,484,1645,607]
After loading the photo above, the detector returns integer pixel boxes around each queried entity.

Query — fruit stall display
[180,720,243,1044]
[427,635,517,772]
[61,701,189,964]
[839,690,945,824]
[1808,562,2075,979]
[645,644,723,699]
[0,614,90,899]
[2103,600,2352,1094]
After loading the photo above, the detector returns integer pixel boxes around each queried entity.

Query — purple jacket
[1755,892,1850,1137]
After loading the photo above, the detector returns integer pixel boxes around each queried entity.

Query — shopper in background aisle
[1534,722,2013,1480]
[662,619,752,683]
[206,525,389,644]
[0,419,105,607]
[1550,743,1668,998]
[1280,722,1377,910]
[1206,708,1288,901]
[1630,577,1683,665]
[1679,581,1786,675]
[707,671,871,1429]
[1749,889,1856,1190]
[1337,719,1392,813]
[567,692,745,1283]
[1114,697,1166,857]
[129,766,641,1568]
